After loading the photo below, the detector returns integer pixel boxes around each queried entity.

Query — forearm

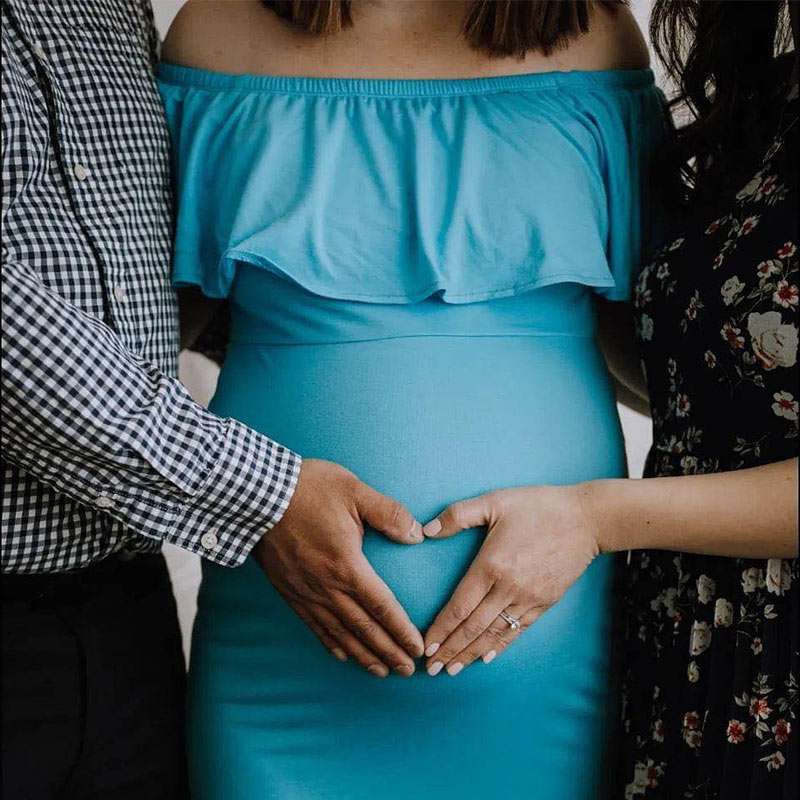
[2,259,300,565]
[584,458,799,559]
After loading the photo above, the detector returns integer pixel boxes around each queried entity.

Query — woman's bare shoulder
[555,3,650,72]
[161,0,293,73]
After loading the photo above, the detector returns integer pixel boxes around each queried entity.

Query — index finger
[347,554,425,658]
[424,561,494,666]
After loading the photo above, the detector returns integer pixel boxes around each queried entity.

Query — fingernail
[447,662,464,676]
[394,664,414,677]
[408,521,424,543]
[423,518,442,537]
[332,647,347,662]
[427,661,444,677]
[368,664,389,678]
[425,642,440,657]
[482,650,497,664]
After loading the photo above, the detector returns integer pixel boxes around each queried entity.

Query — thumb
[355,483,423,544]
[422,495,491,539]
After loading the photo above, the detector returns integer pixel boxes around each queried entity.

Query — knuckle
[328,557,356,586]
[483,558,508,582]
[369,597,392,622]
[386,501,405,529]
[447,501,467,527]
[487,626,509,645]
[355,618,378,640]
[447,603,471,623]
[461,620,486,641]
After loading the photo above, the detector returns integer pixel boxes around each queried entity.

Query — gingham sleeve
[1,259,301,567]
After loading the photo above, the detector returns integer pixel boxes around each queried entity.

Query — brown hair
[650,0,795,207]
[262,0,621,58]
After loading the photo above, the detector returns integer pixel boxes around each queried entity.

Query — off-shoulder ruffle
[158,64,667,305]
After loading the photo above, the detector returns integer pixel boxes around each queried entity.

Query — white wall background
[153,0,656,656]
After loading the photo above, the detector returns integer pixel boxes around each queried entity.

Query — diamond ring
[499,610,521,631]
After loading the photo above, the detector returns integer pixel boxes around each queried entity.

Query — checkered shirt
[1,0,301,573]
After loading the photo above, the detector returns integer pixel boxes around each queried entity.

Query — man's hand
[254,459,425,677]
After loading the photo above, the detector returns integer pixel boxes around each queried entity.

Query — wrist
[578,478,638,554]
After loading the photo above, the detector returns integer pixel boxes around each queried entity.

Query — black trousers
[1,553,189,800]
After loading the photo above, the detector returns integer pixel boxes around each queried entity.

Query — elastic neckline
[157,62,655,98]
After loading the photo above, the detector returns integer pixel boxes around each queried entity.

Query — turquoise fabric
[157,64,666,800]
[158,63,665,304]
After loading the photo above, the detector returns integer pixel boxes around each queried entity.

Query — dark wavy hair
[650,0,795,207]
[262,0,621,58]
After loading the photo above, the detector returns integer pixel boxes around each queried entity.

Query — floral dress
[617,90,799,800]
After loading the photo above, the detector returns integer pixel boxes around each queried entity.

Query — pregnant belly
[208,334,625,630]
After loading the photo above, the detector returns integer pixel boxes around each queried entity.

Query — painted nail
[447,662,464,676]
[427,661,444,677]
[368,664,389,678]
[407,521,424,543]
[482,650,497,664]
[423,518,442,537]
[394,664,414,677]
[425,642,440,657]
[332,647,347,662]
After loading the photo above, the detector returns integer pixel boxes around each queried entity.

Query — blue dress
[158,64,666,800]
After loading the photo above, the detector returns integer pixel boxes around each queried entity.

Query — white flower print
[689,620,712,656]
[704,350,718,368]
[749,696,772,721]
[738,215,760,237]
[741,567,766,594]
[680,455,699,474]
[776,241,796,259]
[760,751,786,771]
[676,393,691,417]
[626,759,664,798]
[721,275,745,305]
[687,661,700,683]
[696,574,716,604]
[772,279,799,308]
[747,311,798,369]
[650,586,679,618]
[751,638,763,655]
[757,259,781,281]
[766,559,792,595]
[772,391,798,421]
[727,719,747,743]
[714,598,734,627]
[685,290,702,321]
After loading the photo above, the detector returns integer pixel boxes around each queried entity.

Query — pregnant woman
[159,1,664,797]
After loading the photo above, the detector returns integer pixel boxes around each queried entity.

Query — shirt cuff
[161,419,301,567]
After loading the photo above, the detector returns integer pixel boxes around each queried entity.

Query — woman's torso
[157,14,666,792]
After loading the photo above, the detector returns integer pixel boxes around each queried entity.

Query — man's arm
[1,259,301,566]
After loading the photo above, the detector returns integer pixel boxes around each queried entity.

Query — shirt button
[73,163,89,181]
[113,285,127,302]
[201,532,219,551]
[95,495,114,510]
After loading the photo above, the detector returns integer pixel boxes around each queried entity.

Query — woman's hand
[254,458,425,677]
[421,485,600,676]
